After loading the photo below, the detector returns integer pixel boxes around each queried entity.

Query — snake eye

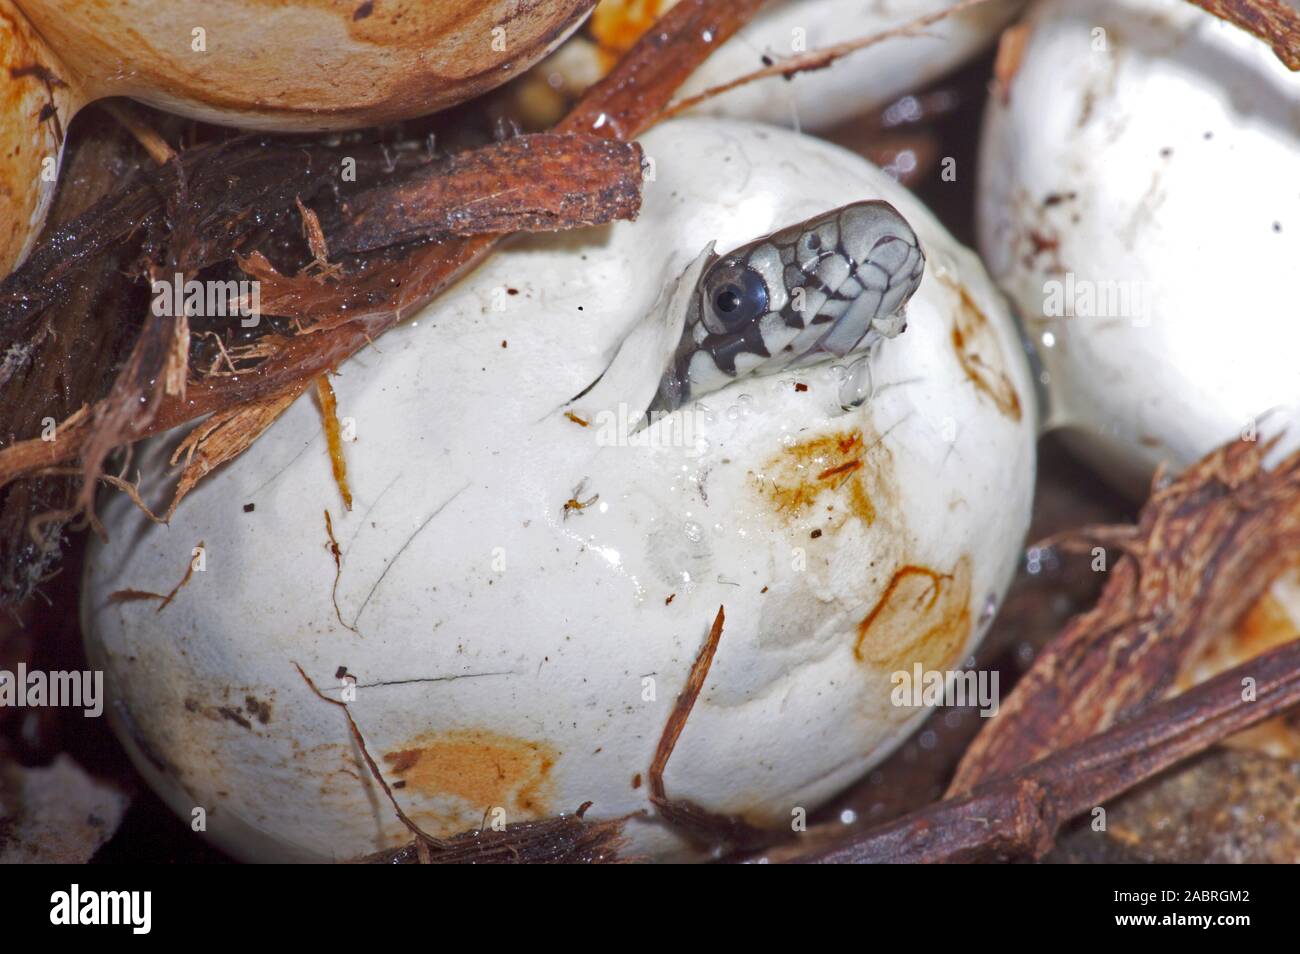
[702,261,769,335]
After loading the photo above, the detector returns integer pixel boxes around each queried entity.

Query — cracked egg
[81,117,1035,861]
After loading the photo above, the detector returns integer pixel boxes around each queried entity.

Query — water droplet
[838,355,874,410]
[979,592,999,625]
[683,521,703,543]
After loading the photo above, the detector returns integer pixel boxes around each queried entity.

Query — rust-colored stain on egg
[754,429,892,529]
[853,557,973,674]
[383,729,557,819]
[948,282,1023,423]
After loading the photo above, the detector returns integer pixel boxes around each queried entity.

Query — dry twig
[648,606,767,848]
[660,0,993,120]
[950,436,1300,794]
[789,636,1300,862]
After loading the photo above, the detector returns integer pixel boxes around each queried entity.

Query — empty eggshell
[82,118,1035,862]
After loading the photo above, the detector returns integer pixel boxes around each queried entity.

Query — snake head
[655,200,925,413]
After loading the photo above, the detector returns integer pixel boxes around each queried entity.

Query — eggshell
[674,0,1024,128]
[542,0,1024,131]
[977,0,1300,489]
[0,1,75,274]
[82,117,1035,861]
[0,0,592,275]
[14,0,594,130]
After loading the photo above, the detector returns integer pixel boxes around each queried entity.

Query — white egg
[977,0,1300,490]
[674,0,1025,128]
[82,118,1035,861]
[547,0,1025,131]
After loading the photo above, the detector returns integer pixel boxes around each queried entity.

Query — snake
[651,200,925,414]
